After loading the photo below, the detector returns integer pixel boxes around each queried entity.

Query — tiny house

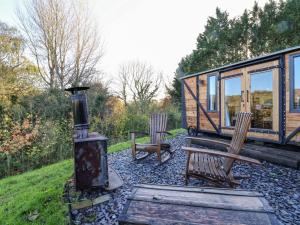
[181,46,300,146]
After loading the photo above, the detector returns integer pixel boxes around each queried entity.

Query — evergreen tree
[178,0,300,75]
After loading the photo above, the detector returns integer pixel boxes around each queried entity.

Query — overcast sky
[0,0,269,96]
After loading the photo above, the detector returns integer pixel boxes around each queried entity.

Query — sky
[0,0,270,97]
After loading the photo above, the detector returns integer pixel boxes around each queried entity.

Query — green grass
[0,160,73,225]
[0,128,185,225]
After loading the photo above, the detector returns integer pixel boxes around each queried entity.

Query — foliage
[178,0,300,75]
[166,75,182,108]
[0,15,182,177]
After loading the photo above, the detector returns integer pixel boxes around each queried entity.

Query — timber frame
[181,46,300,146]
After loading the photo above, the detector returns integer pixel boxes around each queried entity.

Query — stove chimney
[65,86,89,139]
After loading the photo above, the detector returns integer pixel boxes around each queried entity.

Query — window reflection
[293,56,300,109]
[208,75,217,111]
[250,71,273,129]
[224,77,241,126]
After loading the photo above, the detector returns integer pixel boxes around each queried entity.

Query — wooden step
[242,147,300,169]
[189,136,300,169]
[119,184,281,225]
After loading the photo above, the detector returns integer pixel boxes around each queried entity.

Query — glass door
[247,69,279,131]
[222,76,243,127]
[221,66,279,137]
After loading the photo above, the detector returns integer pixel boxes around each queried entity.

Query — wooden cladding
[184,77,197,128]
[182,48,300,145]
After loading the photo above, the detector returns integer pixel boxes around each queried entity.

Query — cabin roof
[180,45,300,80]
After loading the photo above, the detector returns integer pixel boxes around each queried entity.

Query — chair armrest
[131,131,148,145]
[182,147,261,165]
[130,131,149,135]
[156,131,172,135]
[186,136,231,148]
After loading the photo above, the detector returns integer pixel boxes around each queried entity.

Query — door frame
[219,60,283,143]
[220,73,244,129]
[246,68,279,133]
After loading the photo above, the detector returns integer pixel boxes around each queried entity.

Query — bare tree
[17,0,103,89]
[117,64,129,106]
[117,61,162,110]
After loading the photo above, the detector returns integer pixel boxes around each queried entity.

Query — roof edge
[180,45,300,80]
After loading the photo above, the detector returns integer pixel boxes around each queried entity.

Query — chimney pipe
[65,86,89,138]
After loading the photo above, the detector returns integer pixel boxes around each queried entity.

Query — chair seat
[161,143,171,150]
[136,143,171,151]
[188,153,227,180]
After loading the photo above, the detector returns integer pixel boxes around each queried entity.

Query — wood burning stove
[66,87,109,190]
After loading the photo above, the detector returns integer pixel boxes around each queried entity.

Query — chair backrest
[223,112,252,174]
[149,113,168,144]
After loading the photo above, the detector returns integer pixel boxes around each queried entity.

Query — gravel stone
[68,134,300,225]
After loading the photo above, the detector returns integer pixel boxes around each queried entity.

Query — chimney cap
[65,86,89,94]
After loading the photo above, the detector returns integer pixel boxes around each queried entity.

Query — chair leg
[185,174,189,185]
[157,147,161,163]
[185,152,191,185]
[228,172,240,187]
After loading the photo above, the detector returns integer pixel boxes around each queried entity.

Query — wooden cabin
[181,46,300,146]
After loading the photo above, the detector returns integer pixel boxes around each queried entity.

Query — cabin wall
[182,49,300,145]
[183,77,197,129]
[285,50,300,143]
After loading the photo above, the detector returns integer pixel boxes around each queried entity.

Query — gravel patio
[70,133,300,225]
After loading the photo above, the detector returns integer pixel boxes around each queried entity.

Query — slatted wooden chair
[183,112,261,187]
[131,113,175,163]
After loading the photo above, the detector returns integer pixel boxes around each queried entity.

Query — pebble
[67,134,300,225]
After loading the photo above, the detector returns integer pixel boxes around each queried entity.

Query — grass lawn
[0,128,185,225]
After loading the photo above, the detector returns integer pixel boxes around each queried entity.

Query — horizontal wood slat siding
[184,77,197,128]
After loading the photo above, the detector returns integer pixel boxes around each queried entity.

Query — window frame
[207,73,218,112]
[249,69,274,130]
[289,53,300,113]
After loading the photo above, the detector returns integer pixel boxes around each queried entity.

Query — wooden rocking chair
[131,113,175,163]
[183,112,261,187]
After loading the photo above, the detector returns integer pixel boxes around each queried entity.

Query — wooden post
[131,132,136,159]
[156,132,161,163]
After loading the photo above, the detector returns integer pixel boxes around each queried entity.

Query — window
[224,77,241,126]
[290,55,300,111]
[250,70,273,129]
[207,75,217,111]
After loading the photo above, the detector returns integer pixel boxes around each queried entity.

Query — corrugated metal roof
[180,45,300,80]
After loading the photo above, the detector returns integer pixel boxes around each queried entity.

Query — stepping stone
[92,194,110,206]
[71,199,93,210]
